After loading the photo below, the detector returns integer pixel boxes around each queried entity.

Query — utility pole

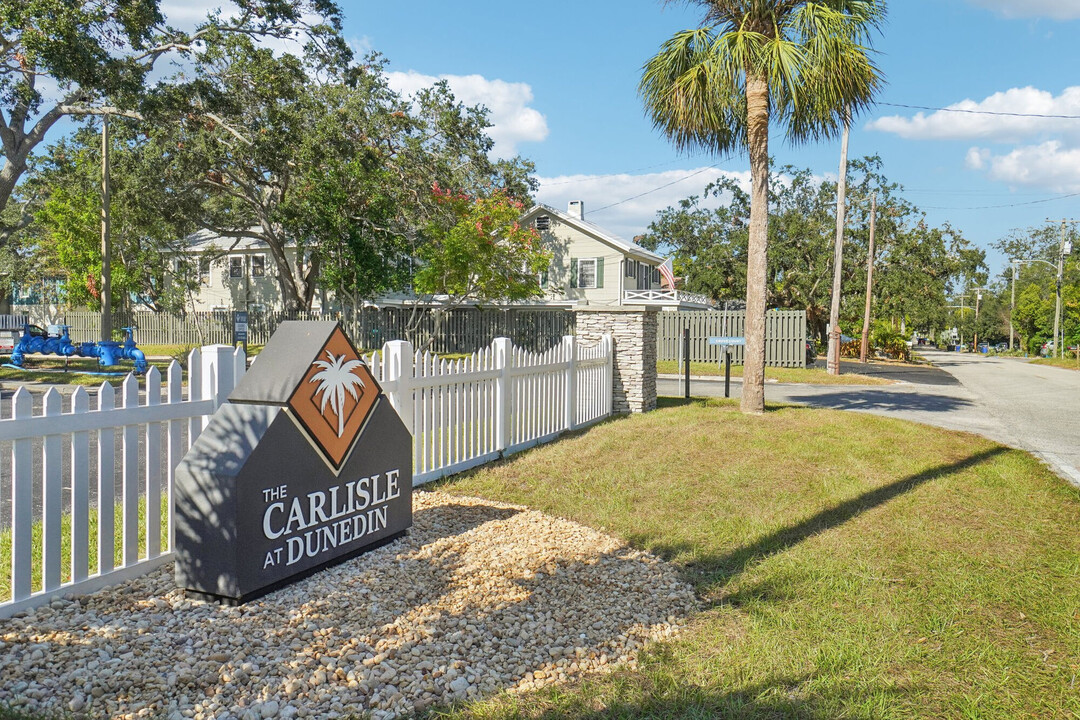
[1010,261,1017,351]
[1046,218,1077,359]
[827,114,851,376]
[100,115,112,343]
[970,287,987,353]
[859,192,878,363]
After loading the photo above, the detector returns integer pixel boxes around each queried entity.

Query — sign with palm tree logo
[287,326,380,471]
[174,321,412,604]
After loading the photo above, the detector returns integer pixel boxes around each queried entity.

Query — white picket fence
[0,345,246,619]
[373,334,613,485]
[1,335,612,617]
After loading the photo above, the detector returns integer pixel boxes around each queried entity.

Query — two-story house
[524,201,712,310]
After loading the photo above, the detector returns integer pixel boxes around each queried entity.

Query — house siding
[537,216,657,307]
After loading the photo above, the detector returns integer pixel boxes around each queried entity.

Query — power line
[915,191,1080,211]
[539,155,711,186]
[879,102,1080,120]
[587,166,720,215]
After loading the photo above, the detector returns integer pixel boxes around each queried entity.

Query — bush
[871,322,911,361]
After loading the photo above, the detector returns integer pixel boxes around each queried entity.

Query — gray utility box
[174,321,413,603]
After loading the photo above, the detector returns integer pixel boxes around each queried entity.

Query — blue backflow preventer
[10,325,148,374]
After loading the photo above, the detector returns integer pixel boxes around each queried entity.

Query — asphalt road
[659,351,1080,485]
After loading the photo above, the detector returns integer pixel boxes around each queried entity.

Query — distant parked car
[805,341,817,366]
[994,342,1009,352]
[0,325,45,355]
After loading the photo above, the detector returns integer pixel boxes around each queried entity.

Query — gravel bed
[0,491,698,719]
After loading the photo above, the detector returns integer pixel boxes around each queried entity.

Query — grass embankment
[1029,357,1080,371]
[438,398,1080,719]
[657,359,891,385]
[0,496,169,602]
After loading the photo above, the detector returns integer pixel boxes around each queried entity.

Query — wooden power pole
[859,192,878,363]
[100,116,112,343]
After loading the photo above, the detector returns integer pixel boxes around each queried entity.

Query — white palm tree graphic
[309,350,366,437]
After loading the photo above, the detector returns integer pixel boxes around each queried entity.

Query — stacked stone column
[574,307,658,414]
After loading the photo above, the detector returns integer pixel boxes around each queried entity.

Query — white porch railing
[623,289,714,308]
[0,345,245,619]
[371,334,613,485]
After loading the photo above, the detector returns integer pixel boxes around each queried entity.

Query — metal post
[724,350,731,398]
[683,327,690,400]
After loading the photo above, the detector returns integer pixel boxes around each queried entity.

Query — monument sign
[174,321,412,603]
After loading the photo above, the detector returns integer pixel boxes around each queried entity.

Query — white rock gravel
[0,491,698,719]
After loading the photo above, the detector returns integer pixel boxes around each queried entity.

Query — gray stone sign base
[183,530,409,606]
[575,307,658,414]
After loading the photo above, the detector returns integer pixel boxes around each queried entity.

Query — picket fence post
[563,335,577,431]
[383,340,414,433]
[493,337,512,452]
[199,345,245,415]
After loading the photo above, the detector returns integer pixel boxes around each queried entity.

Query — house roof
[183,227,295,252]
[521,204,665,264]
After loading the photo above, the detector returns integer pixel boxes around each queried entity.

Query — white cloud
[386,71,548,158]
[868,86,1080,142]
[971,141,1080,190]
[536,168,751,242]
[965,147,991,170]
[966,0,1080,19]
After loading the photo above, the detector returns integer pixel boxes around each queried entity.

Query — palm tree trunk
[740,74,770,415]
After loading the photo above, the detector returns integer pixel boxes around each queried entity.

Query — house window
[229,256,244,279]
[535,215,550,231]
[625,259,637,278]
[578,258,597,289]
[251,255,265,278]
[199,258,211,286]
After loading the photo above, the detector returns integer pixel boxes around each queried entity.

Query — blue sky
[175,0,1080,276]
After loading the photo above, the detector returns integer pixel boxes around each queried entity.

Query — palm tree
[309,351,367,437]
[640,0,885,413]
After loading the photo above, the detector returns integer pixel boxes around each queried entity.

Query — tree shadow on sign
[642,446,1008,598]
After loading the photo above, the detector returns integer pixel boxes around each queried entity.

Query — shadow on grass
[775,389,975,416]
[647,446,1009,596]
[429,667,914,720]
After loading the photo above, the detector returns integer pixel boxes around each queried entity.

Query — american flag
[659,257,676,289]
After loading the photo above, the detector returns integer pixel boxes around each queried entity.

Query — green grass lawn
[436,398,1080,719]
[0,496,169,602]
[657,359,892,385]
[1029,357,1080,371]
[0,356,177,387]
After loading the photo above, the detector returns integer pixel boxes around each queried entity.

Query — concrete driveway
[658,350,1080,486]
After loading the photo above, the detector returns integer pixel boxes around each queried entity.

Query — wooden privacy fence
[1,335,612,617]
[658,310,807,367]
[0,345,246,619]
[20,307,573,354]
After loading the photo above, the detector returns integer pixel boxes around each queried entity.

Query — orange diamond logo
[287,326,380,471]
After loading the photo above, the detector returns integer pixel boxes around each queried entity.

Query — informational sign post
[708,336,746,399]
[174,321,413,604]
[233,311,248,351]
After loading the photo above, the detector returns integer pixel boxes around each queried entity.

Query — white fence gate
[1,335,612,617]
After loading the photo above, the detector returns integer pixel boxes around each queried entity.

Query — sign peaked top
[229,321,347,406]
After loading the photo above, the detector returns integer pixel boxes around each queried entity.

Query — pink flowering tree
[410,187,550,346]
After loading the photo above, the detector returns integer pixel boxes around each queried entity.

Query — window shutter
[540,268,549,288]
[596,257,604,289]
[570,258,578,288]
